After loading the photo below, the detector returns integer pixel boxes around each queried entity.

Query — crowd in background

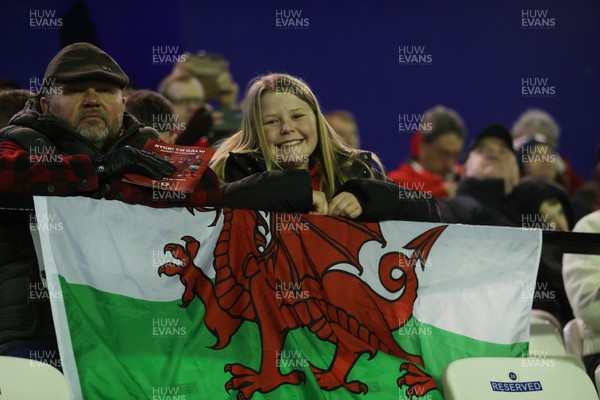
[0,43,599,383]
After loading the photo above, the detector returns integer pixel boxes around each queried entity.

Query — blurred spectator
[512,109,585,194]
[439,124,518,225]
[563,209,600,381]
[510,176,576,325]
[0,79,21,91]
[572,145,600,220]
[514,134,565,187]
[511,177,575,233]
[171,52,242,147]
[125,89,176,143]
[0,89,34,127]
[174,52,239,110]
[158,72,217,146]
[512,109,559,148]
[389,105,466,200]
[178,103,240,147]
[325,110,360,149]
[158,73,206,133]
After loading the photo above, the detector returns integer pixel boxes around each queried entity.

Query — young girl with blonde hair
[211,73,439,222]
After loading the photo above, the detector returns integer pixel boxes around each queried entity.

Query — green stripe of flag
[60,276,526,400]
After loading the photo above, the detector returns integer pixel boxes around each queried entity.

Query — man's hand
[94,146,176,180]
[328,191,363,219]
[311,190,328,215]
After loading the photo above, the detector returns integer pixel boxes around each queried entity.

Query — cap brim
[52,71,128,88]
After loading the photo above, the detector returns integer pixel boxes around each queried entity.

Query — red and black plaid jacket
[0,98,221,209]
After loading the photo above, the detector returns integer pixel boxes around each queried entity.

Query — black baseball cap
[43,42,129,88]
[467,124,516,156]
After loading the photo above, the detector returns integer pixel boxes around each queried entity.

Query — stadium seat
[0,356,70,399]
[529,311,566,357]
[531,309,562,332]
[442,356,599,399]
[563,319,584,359]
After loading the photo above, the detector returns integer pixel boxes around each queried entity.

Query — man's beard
[78,125,110,148]
[76,113,122,150]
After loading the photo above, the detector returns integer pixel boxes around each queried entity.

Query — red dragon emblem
[158,209,447,399]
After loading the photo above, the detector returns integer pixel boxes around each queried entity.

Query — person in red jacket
[388,105,466,200]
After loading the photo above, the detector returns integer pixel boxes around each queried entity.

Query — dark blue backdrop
[2,0,598,178]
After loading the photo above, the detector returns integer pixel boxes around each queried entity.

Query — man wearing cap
[0,43,218,364]
[438,124,520,226]
[0,42,177,198]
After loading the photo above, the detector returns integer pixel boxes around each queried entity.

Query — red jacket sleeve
[0,141,221,208]
[99,167,222,208]
[0,141,99,196]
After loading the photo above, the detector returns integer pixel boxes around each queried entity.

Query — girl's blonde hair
[210,73,383,200]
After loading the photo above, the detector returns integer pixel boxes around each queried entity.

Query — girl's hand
[311,190,328,215]
[328,192,362,219]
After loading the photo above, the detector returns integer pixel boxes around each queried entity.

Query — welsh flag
[33,196,541,400]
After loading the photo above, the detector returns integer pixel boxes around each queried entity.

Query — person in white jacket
[563,209,600,380]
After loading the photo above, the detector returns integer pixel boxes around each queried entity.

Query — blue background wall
[1,0,598,178]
